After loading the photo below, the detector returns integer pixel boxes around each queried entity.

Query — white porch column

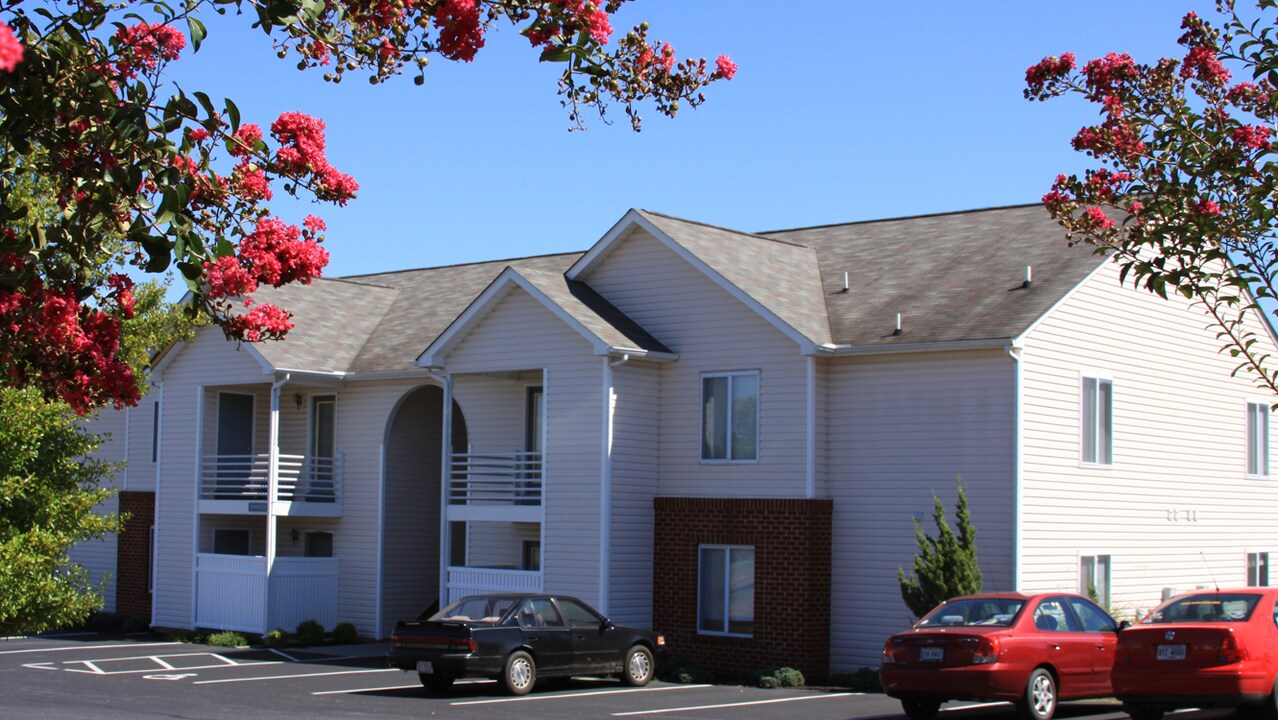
[266,374,289,630]
[437,372,454,606]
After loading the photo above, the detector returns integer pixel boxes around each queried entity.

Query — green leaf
[187,16,206,52]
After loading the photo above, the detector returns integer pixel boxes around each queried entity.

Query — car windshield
[429,596,519,624]
[917,597,1026,628]
[1143,593,1261,624]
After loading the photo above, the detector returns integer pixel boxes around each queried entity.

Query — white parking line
[312,683,426,695]
[941,702,1008,713]
[0,642,176,655]
[611,691,854,716]
[194,668,399,685]
[152,657,176,670]
[451,684,714,706]
[79,661,105,675]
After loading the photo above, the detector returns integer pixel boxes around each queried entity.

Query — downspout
[266,373,290,632]
[190,385,204,629]
[151,378,163,626]
[806,356,816,499]
[1007,344,1023,590]
[600,353,629,614]
[424,369,453,608]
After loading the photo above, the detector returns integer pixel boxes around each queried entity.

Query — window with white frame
[1249,551,1270,587]
[1079,555,1111,606]
[701,372,758,461]
[1081,376,1113,465]
[698,545,754,635]
[1248,402,1269,477]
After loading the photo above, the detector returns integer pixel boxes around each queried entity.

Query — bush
[657,657,713,684]
[166,629,208,644]
[295,619,325,646]
[754,666,804,688]
[207,631,248,647]
[263,628,291,648]
[332,622,358,644]
[829,667,884,693]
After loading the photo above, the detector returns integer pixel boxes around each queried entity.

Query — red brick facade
[115,491,154,621]
[652,497,832,681]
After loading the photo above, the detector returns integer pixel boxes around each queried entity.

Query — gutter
[813,337,1013,357]
[599,353,629,613]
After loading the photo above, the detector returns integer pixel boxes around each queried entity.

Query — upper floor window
[1249,551,1270,587]
[701,372,758,461]
[1081,376,1113,465]
[1248,402,1269,477]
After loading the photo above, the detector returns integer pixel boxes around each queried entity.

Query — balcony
[446,451,542,522]
[199,453,343,517]
[194,553,339,634]
[445,565,543,605]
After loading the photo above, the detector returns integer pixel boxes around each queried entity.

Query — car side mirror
[1116,620,1131,632]
[602,619,615,631]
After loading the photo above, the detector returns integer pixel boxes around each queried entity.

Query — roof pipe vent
[893,313,902,336]
[841,272,849,293]
[1022,265,1033,289]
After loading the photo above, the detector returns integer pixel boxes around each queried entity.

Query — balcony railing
[199,453,343,503]
[445,565,542,605]
[448,451,542,506]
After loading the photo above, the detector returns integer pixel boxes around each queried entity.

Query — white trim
[151,378,163,624]
[1246,400,1270,478]
[817,338,1013,357]
[1008,345,1023,589]
[1079,374,1114,467]
[190,386,204,629]
[375,441,386,639]
[438,373,454,609]
[1014,256,1115,346]
[599,356,625,612]
[805,357,815,499]
[566,211,820,353]
[1246,550,1271,587]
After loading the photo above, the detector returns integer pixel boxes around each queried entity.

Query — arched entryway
[380,385,467,636]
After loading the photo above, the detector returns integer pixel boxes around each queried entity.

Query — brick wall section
[115,491,154,621]
[652,497,832,681]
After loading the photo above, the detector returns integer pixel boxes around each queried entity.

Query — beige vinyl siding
[468,522,539,568]
[826,349,1017,670]
[67,493,120,613]
[441,289,605,605]
[73,404,132,612]
[1019,260,1278,620]
[152,330,270,629]
[453,373,539,455]
[579,228,811,497]
[608,360,661,626]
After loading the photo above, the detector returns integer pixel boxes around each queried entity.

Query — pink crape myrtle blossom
[0,20,23,72]
[714,55,737,80]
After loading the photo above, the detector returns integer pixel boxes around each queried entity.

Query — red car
[1113,588,1278,720]
[880,592,1122,720]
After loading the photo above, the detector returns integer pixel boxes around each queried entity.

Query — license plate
[416,661,434,673]
[919,646,943,662]
[1157,644,1186,660]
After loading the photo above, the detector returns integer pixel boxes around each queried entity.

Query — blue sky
[168,0,1196,279]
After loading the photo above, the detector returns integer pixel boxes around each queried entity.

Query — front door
[216,393,255,494]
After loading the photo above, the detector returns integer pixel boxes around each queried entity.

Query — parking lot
[0,633,1222,720]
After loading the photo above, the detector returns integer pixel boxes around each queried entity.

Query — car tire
[901,698,942,720]
[502,650,536,695]
[418,672,455,693]
[1015,668,1057,720]
[621,645,655,687]
[1124,706,1164,720]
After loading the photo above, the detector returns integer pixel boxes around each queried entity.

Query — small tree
[898,478,982,618]
[0,387,120,635]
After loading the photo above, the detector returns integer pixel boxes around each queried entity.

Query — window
[304,531,333,558]
[213,528,251,555]
[1067,597,1118,633]
[1081,377,1113,465]
[522,540,541,572]
[1079,555,1112,606]
[556,597,602,627]
[701,372,758,461]
[1033,598,1076,632]
[1249,551,1270,587]
[150,400,159,464]
[698,545,754,635]
[1248,402,1269,477]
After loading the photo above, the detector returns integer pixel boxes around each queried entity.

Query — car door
[1031,596,1097,696]
[555,597,614,672]
[1065,596,1120,695]
[515,598,573,673]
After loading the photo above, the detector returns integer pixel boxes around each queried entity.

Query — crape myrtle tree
[0,0,736,415]
[1025,0,1278,396]
[898,478,982,618]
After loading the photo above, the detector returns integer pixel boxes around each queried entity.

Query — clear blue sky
[167,0,1195,279]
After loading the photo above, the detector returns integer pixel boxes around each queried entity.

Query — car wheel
[1123,706,1164,720]
[901,698,942,720]
[418,672,455,693]
[1016,668,1057,720]
[621,645,655,686]
[502,650,536,695]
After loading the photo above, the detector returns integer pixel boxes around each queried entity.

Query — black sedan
[387,593,666,695]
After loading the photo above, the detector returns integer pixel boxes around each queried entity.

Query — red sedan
[1113,588,1278,720]
[880,592,1122,720]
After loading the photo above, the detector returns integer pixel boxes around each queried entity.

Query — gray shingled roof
[515,267,672,355]
[763,204,1108,347]
[636,211,834,347]
[227,204,1106,376]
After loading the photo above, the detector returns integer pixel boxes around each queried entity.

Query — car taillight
[656,634,666,647]
[881,640,899,665]
[971,636,1000,665]
[1219,634,1246,664]
[456,637,478,653]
